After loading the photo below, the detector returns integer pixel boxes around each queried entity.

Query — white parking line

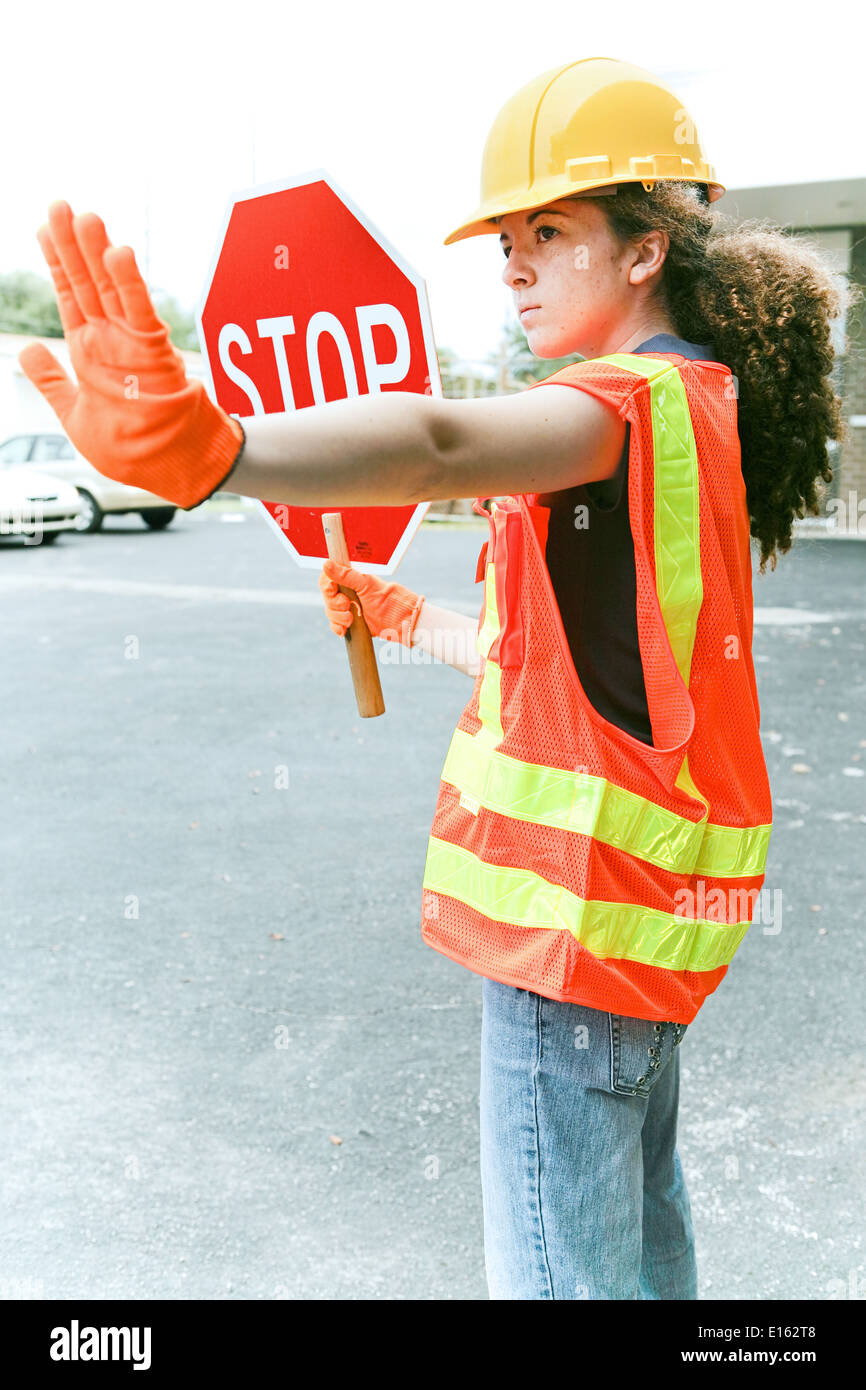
[0,576,862,623]
[753,608,837,624]
[0,573,486,614]
[0,574,323,605]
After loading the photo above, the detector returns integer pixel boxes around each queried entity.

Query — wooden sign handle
[321,513,386,718]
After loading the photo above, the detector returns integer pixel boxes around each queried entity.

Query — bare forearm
[224,392,439,506]
[409,600,481,678]
[219,393,480,675]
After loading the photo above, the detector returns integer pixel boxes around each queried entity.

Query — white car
[0,432,179,533]
[0,464,82,544]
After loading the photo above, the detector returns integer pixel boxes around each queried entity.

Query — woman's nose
[501,249,533,289]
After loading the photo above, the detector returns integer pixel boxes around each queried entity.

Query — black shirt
[539,334,718,745]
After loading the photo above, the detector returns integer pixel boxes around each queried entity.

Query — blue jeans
[480,977,697,1300]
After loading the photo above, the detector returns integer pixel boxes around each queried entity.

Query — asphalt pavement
[1,503,864,1300]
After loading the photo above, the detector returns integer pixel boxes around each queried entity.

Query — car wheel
[74,491,104,533]
[140,508,177,530]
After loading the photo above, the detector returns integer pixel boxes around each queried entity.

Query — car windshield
[0,437,33,466]
[31,436,76,462]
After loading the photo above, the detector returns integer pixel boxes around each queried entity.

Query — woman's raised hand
[17,200,244,510]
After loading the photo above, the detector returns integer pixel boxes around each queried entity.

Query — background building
[721,177,866,509]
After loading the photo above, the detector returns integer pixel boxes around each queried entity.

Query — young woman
[20,57,855,1300]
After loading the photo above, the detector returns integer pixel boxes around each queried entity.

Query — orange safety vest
[419,351,774,1024]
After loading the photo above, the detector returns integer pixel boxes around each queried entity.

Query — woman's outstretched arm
[230,379,626,506]
[409,600,480,678]
[19,200,626,511]
[226,392,439,506]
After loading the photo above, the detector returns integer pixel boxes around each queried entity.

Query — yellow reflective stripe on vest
[422,836,751,972]
[476,548,500,661]
[474,510,504,748]
[601,354,704,690]
[605,357,712,825]
[440,725,770,877]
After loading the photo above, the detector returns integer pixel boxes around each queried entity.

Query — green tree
[151,294,200,351]
[436,344,458,375]
[0,271,63,336]
[0,270,201,351]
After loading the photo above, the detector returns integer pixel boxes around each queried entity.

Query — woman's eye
[502,225,558,258]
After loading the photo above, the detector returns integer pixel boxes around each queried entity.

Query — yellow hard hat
[443,56,724,246]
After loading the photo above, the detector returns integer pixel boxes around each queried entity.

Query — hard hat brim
[443,175,726,246]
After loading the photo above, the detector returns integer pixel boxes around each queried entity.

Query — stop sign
[196,170,441,571]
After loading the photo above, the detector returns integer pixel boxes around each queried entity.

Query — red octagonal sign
[196,171,441,571]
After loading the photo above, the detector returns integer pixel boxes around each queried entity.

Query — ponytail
[589,182,862,573]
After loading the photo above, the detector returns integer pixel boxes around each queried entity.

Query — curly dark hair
[581,181,862,574]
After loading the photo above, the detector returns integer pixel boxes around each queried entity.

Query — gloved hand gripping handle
[321,513,385,718]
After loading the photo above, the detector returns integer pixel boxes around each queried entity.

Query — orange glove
[318,559,425,645]
[17,201,244,511]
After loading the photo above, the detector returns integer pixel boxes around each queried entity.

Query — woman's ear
[627,229,670,287]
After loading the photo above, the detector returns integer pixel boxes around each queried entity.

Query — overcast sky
[5,0,864,363]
